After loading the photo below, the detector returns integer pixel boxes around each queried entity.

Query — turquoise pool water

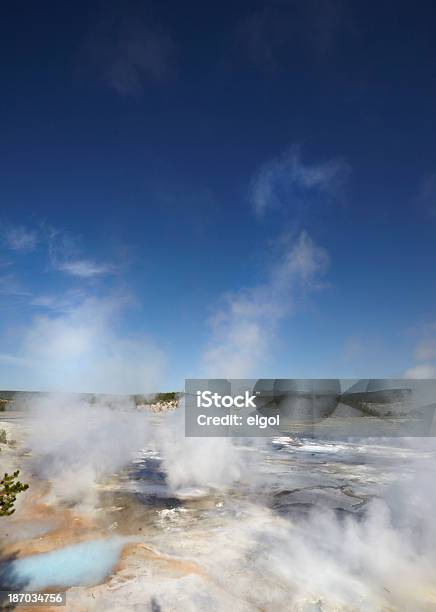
[5,537,130,591]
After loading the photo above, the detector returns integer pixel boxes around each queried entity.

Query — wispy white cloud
[0,221,164,393]
[83,13,175,97]
[2,224,38,252]
[236,1,353,72]
[46,226,115,278]
[30,289,86,311]
[250,146,350,217]
[0,273,31,296]
[403,364,436,379]
[202,231,328,377]
[414,337,436,361]
[54,258,114,278]
[0,296,166,394]
[403,321,436,378]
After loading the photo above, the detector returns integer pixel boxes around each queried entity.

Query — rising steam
[24,393,150,507]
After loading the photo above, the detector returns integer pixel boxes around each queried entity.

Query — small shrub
[0,470,29,516]
[154,392,177,403]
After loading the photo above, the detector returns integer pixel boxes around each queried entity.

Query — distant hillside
[0,390,180,410]
[0,391,18,401]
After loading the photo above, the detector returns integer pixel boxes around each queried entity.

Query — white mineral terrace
[1,397,436,611]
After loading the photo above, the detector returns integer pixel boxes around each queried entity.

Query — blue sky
[1,1,436,392]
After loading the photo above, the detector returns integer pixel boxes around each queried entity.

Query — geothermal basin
[1,393,436,611]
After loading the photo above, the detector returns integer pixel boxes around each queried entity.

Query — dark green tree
[0,470,29,516]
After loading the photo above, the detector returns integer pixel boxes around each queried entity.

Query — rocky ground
[2,399,436,611]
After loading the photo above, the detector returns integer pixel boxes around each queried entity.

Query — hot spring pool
[3,537,131,591]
